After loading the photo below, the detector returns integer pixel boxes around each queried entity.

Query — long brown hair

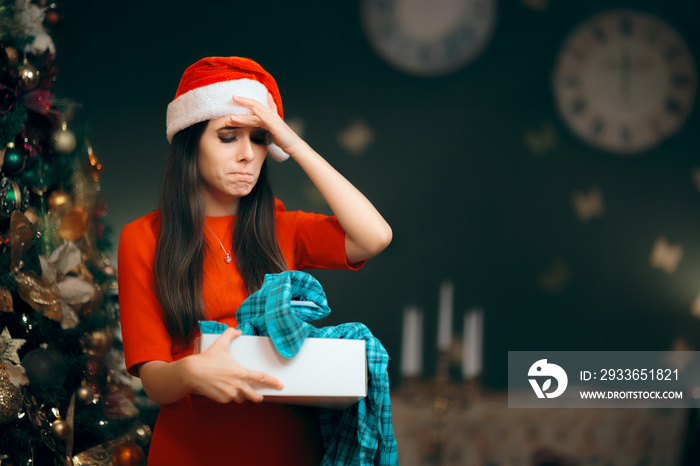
[154,121,287,344]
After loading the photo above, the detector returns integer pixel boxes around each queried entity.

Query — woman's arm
[230,95,392,264]
[138,328,283,405]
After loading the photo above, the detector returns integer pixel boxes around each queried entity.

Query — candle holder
[429,347,482,465]
[395,351,483,465]
[431,349,451,466]
[458,376,481,409]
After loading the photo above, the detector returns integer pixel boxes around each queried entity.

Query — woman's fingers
[218,327,242,344]
[227,113,263,127]
[266,92,278,113]
[247,369,284,390]
[198,330,284,403]
[237,370,283,403]
[230,94,306,157]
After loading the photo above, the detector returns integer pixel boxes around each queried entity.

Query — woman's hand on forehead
[229,94,308,158]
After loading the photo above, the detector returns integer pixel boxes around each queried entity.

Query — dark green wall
[51,0,700,388]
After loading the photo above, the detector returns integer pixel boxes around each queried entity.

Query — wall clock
[361,0,497,77]
[552,9,697,155]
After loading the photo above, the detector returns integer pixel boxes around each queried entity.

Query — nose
[237,136,255,162]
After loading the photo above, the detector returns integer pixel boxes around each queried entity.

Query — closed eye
[251,130,270,145]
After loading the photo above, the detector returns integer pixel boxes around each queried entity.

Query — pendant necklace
[205,223,233,264]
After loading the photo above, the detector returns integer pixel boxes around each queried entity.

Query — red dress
[118,200,363,465]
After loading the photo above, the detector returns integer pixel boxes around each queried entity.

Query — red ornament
[112,442,145,466]
[43,7,61,28]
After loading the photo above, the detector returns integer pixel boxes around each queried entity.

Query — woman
[118,56,392,465]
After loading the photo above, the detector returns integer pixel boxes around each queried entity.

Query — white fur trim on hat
[267,143,289,162]
[166,78,290,162]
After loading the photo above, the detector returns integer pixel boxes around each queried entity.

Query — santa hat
[166,56,289,161]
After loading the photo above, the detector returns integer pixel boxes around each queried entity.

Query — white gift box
[194,334,367,408]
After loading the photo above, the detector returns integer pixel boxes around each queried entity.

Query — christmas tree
[0,1,151,464]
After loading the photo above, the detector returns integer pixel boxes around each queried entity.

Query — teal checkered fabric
[199,270,398,466]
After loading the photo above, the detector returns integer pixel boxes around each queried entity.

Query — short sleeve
[275,201,366,271]
[117,213,174,377]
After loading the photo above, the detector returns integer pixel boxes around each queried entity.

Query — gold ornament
[76,382,95,404]
[84,329,113,357]
[57,206,88,242]
[17,59,40,91]
[0,368,23,424]
[52,122,77,155]
[51,418,72,440]
[48,189,72,216]
[111,441,145,466]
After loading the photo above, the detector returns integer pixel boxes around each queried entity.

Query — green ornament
[2,143,26,177]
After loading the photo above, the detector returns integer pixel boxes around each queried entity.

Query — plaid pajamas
[200,271,399,465]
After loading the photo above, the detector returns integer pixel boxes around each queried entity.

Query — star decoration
[521,0,550,12]
[539,257,572,293]
[523,120,558,156]
[286,116,305,139]
[691,293,700,319]
[664,337,693,372]
[337,119,375,156]
[650,236,683,274]
[1,327,26,365]
[571,186,605,222]
[692,167,700,193]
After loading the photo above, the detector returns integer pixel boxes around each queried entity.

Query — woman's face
[197,116,269,214]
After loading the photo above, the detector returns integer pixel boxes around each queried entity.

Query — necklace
[205,223,233,264]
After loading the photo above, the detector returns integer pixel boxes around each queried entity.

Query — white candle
[462,308,483,379]
[437,280,454,351]
[401,305,423,376]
